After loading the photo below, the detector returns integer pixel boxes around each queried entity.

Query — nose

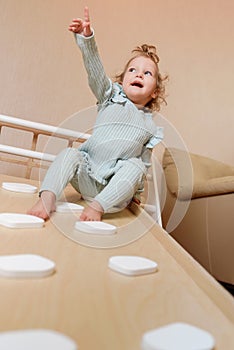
[136,71,143,78]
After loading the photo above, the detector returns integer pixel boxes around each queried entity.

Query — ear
[151,90,157,99]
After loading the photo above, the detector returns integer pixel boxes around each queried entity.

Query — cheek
[121,77,129,90]
[122,74,129,84]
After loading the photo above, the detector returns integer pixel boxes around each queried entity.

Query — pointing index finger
[84,6,90,22]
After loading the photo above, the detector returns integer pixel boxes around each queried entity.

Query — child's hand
[68,6,92,37]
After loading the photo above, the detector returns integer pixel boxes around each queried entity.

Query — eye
[145,70,152,76]
[128,67,136,73]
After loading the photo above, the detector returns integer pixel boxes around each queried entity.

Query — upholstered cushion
[163,148,234,200]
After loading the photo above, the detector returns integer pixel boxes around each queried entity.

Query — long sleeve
[75,33,113,104]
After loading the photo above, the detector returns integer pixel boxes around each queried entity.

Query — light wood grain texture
[0,174,233,350]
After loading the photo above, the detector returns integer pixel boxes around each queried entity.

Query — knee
[114,159,146,191]
[54,148,82,171]
[122,158,146,177]
[58,147,81,162]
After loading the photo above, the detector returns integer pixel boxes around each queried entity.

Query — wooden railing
[0,114,91,179]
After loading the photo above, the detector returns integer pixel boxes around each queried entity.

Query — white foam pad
[56,202,84,213]
[0,213,44,229]
[0,329,77,349]
[0,254,56,278]
[75,221,117,235]
[108,256,158,276]
[141,322,215,350]
[2,182,37,193]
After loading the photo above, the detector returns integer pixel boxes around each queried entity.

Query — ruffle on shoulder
[108,83,128,106]
[145,126,164,149]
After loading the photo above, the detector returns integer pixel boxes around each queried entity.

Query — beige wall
[0,0,233,167]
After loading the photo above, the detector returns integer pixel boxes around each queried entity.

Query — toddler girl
[28,7,167,221]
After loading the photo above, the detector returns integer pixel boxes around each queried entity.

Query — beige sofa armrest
[163,148,234,200]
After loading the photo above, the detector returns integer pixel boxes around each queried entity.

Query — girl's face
[122,56,158,107]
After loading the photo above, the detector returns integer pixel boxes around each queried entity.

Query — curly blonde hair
[114,44,168,111]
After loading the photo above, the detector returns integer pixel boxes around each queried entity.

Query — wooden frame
[0,114,90,179]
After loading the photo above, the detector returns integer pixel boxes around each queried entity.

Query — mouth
[131,82,143,88]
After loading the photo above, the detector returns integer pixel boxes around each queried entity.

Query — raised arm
[68,7,112,104]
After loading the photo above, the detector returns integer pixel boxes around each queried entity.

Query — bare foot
[27,191,56,220]
[80,201,103,221]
